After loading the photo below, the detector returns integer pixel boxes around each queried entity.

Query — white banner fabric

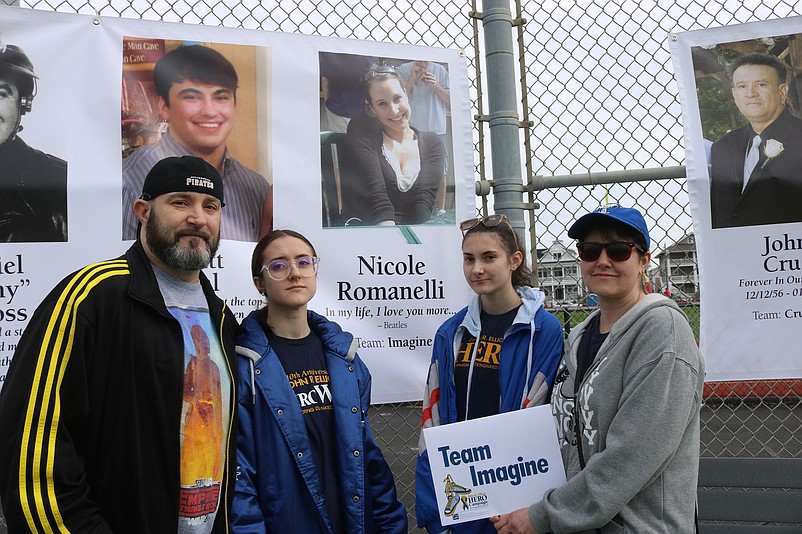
[0,6,475,402]
[670,17,802,381]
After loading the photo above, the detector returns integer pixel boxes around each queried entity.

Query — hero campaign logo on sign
[442,474,488,519]
[424,406,566,525]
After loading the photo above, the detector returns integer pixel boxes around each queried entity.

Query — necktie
[743,134,761,191]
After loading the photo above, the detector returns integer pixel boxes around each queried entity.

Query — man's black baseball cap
[140,156,225,206]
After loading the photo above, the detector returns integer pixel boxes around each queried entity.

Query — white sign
[670,17,802,381]
[423,406,566,526]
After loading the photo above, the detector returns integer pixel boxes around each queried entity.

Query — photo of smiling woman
[335,63,445,227]
[490,205,704,534]
[231,229,407,533]
[415,214,563,534]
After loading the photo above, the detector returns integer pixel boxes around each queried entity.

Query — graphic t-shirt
[267,326,343,534]
[454,306,520,421]
[154,267,231,534]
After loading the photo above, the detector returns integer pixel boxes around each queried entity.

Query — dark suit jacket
[710,107,802,228]
[0,136,68,242]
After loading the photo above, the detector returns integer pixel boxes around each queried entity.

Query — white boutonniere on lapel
[760,139,785,170]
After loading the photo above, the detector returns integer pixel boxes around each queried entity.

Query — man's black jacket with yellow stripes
[0,240,238,533]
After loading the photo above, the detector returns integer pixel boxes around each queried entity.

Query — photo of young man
[122,41,272,241]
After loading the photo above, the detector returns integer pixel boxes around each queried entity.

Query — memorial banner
[671,17,802,381]
[0,5,475,401]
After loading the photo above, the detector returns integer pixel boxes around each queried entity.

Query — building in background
[650,233,699,302]
[536,240,585,307]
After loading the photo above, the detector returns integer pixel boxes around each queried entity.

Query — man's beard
[145,208,219,271]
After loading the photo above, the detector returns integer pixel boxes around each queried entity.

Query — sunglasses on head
[459,214,512,235]
[362,64,399,83]
[577,242,645,262]
[459,214,520,248]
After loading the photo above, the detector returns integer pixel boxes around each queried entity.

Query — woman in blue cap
[491,204,704,534]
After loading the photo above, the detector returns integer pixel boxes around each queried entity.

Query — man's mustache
[175,228,212,242]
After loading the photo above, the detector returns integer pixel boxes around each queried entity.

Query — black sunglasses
[361,64,399,84]
[577,242,644,262]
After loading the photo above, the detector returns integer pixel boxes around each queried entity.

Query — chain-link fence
[2,0,801,531]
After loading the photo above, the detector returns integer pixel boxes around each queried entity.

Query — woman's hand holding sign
[490,509,537,534]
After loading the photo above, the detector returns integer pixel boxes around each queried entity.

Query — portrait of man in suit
[710,52,802,228]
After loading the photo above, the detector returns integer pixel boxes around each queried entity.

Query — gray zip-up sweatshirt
[530,294,704,533]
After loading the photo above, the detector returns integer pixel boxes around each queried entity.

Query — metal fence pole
[477,0,527,244]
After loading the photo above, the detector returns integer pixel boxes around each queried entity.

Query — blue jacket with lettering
[231,308,407,533]
[415,287,564,534]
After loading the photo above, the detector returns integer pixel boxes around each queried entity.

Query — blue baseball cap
[568,204,650,250]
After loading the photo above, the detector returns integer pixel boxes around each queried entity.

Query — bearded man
[0,156,238,534]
